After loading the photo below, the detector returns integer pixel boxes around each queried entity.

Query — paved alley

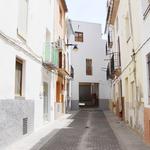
[38,110,121,150]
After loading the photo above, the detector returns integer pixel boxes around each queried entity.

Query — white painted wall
[0,0,57,130]
[70,21,111,101]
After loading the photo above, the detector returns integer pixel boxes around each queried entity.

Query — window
[75,32,83,42]
[15,58,23,96]
[86,59,92,75]
[59,52,62,68]
[147,54,150,104]
[141,0,150,18]
[17,0,28,39]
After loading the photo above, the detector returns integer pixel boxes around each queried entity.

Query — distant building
[69,20,111,110]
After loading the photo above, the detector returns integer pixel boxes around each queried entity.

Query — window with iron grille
[86,59,92,76]
[75,32,83,42]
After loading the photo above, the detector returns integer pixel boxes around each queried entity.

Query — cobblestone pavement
[40,109,121,150]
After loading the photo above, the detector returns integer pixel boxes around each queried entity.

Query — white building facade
[70,21,111,110]
[0,0,70,148]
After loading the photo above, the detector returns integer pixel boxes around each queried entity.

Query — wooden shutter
[86,59,92,75]
[59,52,62,68]
[15,59,23,96]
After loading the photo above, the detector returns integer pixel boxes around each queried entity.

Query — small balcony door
[43,82,49,121]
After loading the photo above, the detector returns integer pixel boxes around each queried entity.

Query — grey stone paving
[40,109,121,150]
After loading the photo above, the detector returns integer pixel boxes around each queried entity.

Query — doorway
[79,83,99,108]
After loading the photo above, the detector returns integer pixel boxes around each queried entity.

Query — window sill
[143,4,150,20]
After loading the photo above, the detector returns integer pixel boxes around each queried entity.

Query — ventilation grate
[23,118,28,135]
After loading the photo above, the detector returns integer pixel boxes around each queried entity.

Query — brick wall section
[144,107,150,144]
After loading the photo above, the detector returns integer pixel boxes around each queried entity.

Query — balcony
[43,42,59,69]
[106,52,121,80]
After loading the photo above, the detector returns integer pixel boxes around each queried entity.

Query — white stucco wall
[0,0,56,132]
[70,21,111,101]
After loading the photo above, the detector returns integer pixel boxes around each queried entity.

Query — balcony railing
[43,42,59,69]
[106,52,121,80]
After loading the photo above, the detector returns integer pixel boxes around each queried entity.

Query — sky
[65,0,107,34]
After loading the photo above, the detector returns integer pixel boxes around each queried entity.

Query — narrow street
[1,0,150,149]
[39,109,121,150]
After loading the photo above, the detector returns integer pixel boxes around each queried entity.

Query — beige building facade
[106,0,150,143]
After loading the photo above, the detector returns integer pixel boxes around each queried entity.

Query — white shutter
[18,0,28,39]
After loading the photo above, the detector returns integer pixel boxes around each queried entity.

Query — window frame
[75,32,84,42]
[86,59,92,76]
[15,58,23,97]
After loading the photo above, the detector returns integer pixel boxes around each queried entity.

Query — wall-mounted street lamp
[66,43,78,51]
